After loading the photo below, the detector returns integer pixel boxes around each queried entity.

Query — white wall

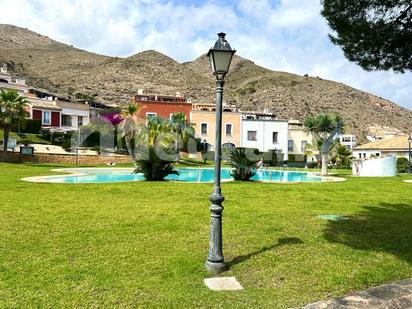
[339,134,357,149]
[241,119,288,160]
[353,149,382,159]
[352,156,396,177]
[61,108,89,128]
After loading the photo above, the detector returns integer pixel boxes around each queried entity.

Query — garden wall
[0,151,133,165]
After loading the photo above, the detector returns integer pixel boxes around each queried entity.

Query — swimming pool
[22,167,343,184]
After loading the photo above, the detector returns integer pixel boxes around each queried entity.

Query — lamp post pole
[408,134,412,174]
[205,33,235,273]
[205,79,226,273]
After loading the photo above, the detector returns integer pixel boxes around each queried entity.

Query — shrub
[222,147,232,161]
[202,151,215,161]
[397,157,410,173]
[18,138,32,145]
[12,119,42,134]
[40,130,65,145]
[134,146,178,181]
[82,131,100,147]
[261,150,279,166]
[288,154,306,163]
[306,162,318,168]
[61,132,74,150]
[229,147,259,181]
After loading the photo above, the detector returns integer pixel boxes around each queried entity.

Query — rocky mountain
[1,24,411,140]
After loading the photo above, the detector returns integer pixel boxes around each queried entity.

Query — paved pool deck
[298,279,412,309]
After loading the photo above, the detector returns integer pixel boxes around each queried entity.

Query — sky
[0,0,411,110]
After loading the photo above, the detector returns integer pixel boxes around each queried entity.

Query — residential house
[27,97,62,127]
[287,120,314,162]
[353,135,410,159]
[191,103,241,150]
[0,66,29,96]
[133,89,192,123]
[339,134,357,149]
[26,97,90,131]
[241,112,288,161]
[58,100,90,129]
[0,66,91,131]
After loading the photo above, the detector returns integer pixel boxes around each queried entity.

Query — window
[288,140,293,152]
[62,115,72,127]
[272,132,278,143]
[78,116,83,127]
[358,153,362,159]
[376,153,380,157]
[301,140,307,152]
[201,123,208,135]
[42,111,51,125]
[146,112,157,119]
[247,131,257,141]
[146,112,157,124]
[225,123,232,136]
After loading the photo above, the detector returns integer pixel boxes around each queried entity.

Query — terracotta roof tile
[354,135,410,150]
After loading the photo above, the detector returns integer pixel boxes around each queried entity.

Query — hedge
[12,119,42,134]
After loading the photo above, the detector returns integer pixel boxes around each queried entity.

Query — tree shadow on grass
[227,237,304,268]
[324,203,412,264]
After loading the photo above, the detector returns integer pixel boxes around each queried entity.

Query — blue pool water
[27,168,323,183]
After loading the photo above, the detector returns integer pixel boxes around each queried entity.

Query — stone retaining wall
[0,151,133,165]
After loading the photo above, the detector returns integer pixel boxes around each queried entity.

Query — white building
[339,134,357,149]
[57,100,90,129]
[353,135,410,159]
[241,118,289,160]
[0,66,29,96]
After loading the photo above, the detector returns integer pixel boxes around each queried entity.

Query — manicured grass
[0,163,411,308]
[0,129,51,145]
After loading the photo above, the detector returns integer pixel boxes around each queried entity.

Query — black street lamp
[408,134,412,174]
[205,33,236,273]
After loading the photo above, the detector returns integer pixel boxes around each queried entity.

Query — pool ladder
[197,166,201,183]
[260,163,273,182]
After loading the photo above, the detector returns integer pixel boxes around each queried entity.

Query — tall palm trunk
[321,152,328,176]
[320,140,333,176]
[125,137,137,166]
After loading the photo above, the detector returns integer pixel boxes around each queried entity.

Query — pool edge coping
[21,167,346,184]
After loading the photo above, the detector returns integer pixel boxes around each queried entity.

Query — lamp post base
[205,260,226,273]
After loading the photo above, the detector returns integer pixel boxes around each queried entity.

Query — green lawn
[0,129,51,145]
[0,163,411,308]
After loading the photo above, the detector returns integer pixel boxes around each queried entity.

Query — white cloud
[0,0,410,110]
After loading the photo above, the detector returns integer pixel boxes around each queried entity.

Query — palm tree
[304,113,344,176]
[134,116,178,181]
[332,144,353,168]
[304,138,340,168]
[170,112,196,156]
[229,147,259,181]
[0,90,28,160]
[118,103,140,164]
[304,139,322,165]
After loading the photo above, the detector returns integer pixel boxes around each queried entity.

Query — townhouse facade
[133,90,192,123]
[241,117,289,160]
[191,103,241,150]
[0,66,90,131]
[353,135,410,159]
[287,120,311,155]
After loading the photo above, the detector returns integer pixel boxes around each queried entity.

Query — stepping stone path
[298,279,412,309]
[204,277,244,291]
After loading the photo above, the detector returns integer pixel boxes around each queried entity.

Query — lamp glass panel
[213,50,233,74]
[208,52,216,74]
